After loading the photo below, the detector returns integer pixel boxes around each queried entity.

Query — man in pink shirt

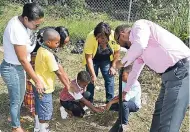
[114,19,190,132]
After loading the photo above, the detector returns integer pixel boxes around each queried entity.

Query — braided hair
[55,26,69,47]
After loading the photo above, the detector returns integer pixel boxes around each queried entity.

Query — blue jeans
[109,101,139,132]
[0,60,26,128]
[86,60,114,103]
[110,101,139,124]
[150,60,189,132]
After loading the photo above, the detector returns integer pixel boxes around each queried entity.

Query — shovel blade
[109,120,123,132]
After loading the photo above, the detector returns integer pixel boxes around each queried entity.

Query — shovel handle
[119,67,124,127]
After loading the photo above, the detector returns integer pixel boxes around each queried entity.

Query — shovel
[109,67,124,132]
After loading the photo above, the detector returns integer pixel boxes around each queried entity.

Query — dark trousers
[60,91,91,117]
[86,60,114,103]
[150,60,189,132]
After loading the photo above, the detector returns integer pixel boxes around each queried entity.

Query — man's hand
[116,60,124,69]
[109,67,117,76]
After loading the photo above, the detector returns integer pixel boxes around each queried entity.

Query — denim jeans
[0,60,26,128]
[110,100,139,124]
[109,101,139,132]
[33,85,53,121]
[86,60,114,103]
[150,60,189,132]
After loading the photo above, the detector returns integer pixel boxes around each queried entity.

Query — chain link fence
[0,0,189,46]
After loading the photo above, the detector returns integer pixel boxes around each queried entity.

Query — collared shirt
[121,19,190,92]
[60,79,85,101]
[122,81,141,108]
[33,47,59,93]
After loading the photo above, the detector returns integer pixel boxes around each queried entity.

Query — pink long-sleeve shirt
[121,19,190,92]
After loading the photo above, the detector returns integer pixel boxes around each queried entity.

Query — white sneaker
[38,128,50,132]
[34,127,40,132]
[60,106,68,119]
[83,106,88,111]
[39,123,50,132]
[44,128,51,132]
[122,124,129,132]
[34,122,49,132]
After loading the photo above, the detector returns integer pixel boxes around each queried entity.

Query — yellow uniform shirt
[82,30,120,65]
[34,47,59,93]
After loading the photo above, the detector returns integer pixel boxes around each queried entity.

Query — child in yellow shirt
[33,28,67,132]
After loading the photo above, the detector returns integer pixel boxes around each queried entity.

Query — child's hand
[94,107,105,113]
[113,96,119,100]
[105,102,112,110]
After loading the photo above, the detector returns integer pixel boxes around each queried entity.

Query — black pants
[60,91,91,117]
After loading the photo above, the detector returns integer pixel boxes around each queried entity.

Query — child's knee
[72,107,85,117]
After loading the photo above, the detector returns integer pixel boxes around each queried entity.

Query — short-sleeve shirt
[3,16,35,65]
[82,30,120,65]
[34,47,59,93]
[60,79,84,101]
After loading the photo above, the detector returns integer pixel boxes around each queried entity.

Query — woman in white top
[0,3,44,132]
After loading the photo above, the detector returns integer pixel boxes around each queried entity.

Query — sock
[34,115,40,129]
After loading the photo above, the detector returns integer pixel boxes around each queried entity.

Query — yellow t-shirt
[82,30,120,65]
[34,47,59,93]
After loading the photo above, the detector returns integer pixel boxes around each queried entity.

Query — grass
[0,49,189,132]
[0,4,127,44]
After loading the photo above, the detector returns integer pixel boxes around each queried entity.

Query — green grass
[0,4,22,43]
[0,4,127,44]
[0,50,189,132]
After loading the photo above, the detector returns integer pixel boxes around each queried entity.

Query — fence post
[128,0,133,23]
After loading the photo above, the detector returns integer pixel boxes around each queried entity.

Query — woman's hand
[91,75,97,84]
[35,79,44,94]
[109,67,117,76]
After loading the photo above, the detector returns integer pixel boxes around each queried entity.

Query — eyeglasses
[35,24,40,28]
[31,21,40,28]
